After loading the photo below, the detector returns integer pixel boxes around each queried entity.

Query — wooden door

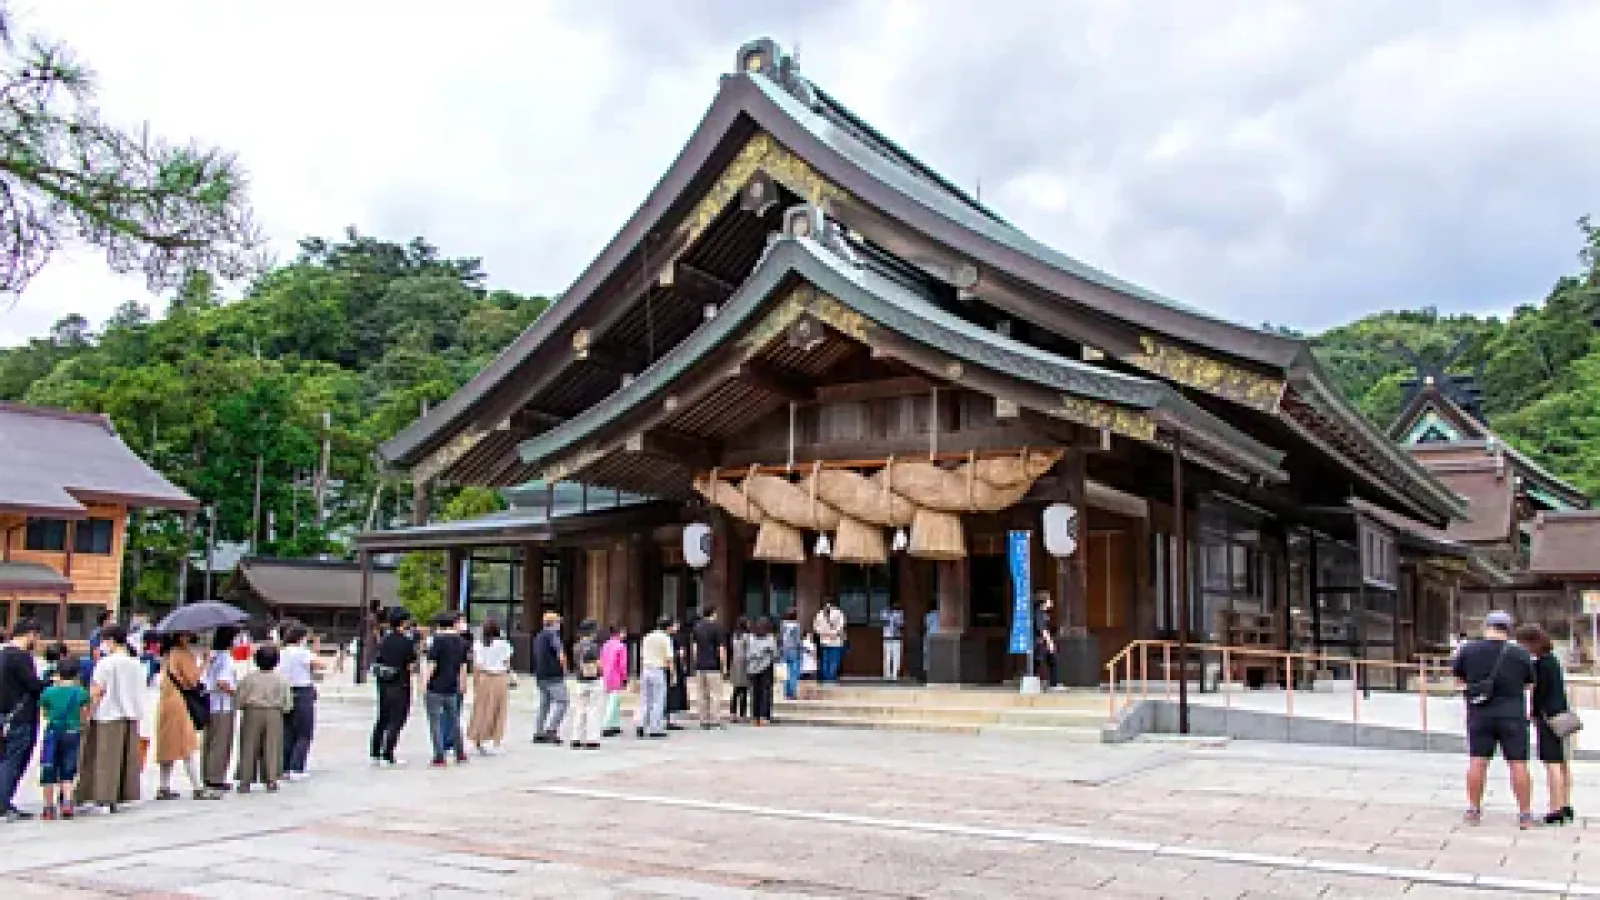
[1087,530,1136,666]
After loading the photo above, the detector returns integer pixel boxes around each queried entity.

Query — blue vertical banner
[1008,530,1033,655]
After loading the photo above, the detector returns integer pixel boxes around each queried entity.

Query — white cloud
[2,0,1595,347]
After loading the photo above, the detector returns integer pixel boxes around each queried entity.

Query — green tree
[0,3,263,293]
[394,487,504,624]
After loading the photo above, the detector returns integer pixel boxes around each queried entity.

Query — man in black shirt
[369,609,418,767]
[1451,610,1536,827]
[692,610,727,730]
[532,612,569,744]
[0,618,44,820]
[424,612,470,768]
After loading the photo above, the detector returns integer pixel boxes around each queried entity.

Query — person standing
[779,609,803,701]
[600,625,629,738]
[202,626,239,791]
[369,609,417,767]
[667,617,691,730]
[156,632,220,801]
[279,625,322,780]
[692,609,728,730]
[1517,623,1578,825]
[0,618,44,820]
[1035,600,1060,690]
[423,612,470,768]
[747,618,778,726]
[531,612,569,744]
[635,617,674,739]
[76,624,144,813]
[1451,610,1537,828]
[37,654,89,820]
[728,617,751,722]
[879,600,905,682]
[467,621,513,755]
[923,608,940,682]
[813,599,846,684]
[569,620,604,749]
[235,644,291,793]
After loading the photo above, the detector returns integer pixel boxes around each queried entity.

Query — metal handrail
[1103,639,1454,730]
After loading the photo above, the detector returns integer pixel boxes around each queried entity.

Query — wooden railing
[1103,639,1454,730]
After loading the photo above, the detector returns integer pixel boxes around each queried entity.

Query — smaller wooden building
[0,403,195,638]
[227,557,399,644]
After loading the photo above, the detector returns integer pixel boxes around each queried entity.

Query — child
[235,644,291,793]
[38,654,90,820]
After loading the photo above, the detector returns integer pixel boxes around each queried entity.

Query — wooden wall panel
[1,505,128,615]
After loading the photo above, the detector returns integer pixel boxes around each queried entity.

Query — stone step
[770,701,1104,727]
[795,686,1107,710]
[773,714,1104,741]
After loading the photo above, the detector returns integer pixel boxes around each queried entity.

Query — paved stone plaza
[6,694,1600,898]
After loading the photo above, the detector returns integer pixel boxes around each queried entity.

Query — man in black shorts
[1450,610,1536,827]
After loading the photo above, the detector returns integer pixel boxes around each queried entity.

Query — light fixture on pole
[1042,503,1079,558]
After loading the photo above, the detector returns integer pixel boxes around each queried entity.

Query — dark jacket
[533,627,565,680]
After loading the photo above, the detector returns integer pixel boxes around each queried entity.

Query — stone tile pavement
[4,695,1600,897]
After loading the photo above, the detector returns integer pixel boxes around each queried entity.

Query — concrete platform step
[772,701,1104,727]
[775,714,1103,741]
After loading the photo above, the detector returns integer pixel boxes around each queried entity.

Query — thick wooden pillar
[445,547,465,613]
[701,513,741,626]
[1054,450,1089,634]
[928,555,970,684]
[633,536,655,635]
[521,546,543,632]
[355,550,372,684]
[897,554,931,678]
[797,554,827,633]
[412,479,431,526]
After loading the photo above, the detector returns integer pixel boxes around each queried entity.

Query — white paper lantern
[684,522,712,569]
[892,528,909,552]
[1042,503,1079,557]
[814,533,832,557]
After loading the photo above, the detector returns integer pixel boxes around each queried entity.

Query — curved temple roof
[516,234,1286,485]
[380,37,1460,522]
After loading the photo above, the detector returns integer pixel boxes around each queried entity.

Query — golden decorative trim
[808,292,870,343]
[413,426,487,484]
[1129,335,1284,412]
[678,132,849,253]
[739,286,812,353]
[1049,396,1157,443]
[541,446,607,484]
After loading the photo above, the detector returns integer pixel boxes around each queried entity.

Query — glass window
[18,603,61,638]
[74,519,115,555]
[65,604,106,640]
[742,563,796,621]
[837,564,891,625]
[25,518,67,552]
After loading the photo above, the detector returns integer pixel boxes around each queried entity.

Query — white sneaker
[287,772,310,782]
[384,758,407,768]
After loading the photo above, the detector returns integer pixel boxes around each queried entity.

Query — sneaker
[454,755,469,765]
[286,772,310,783]
[236,785,252,795]
[1464,808,1483,826]
[383,758,407,768]
[6,807,36,821]
[602,728,622,738]
[41,806,57,821]
[60,802,73,820]
[430,758,447,769]
[265,782,279,793]
[370,757,383,767]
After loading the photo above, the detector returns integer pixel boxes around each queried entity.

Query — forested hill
[0,230,549,604]
[1308,219,1600,498]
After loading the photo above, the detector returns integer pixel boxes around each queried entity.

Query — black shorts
[1467,716,1530,762]
[1535,719,1573,764]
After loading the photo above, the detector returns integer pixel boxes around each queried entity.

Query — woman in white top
[76,624,145,812]
[466,621,514,755]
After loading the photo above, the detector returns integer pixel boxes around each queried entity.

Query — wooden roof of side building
[1528,511,1600,579]
[378,37,1463,524]
[0,403,196,517]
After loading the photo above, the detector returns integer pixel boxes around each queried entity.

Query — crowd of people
[0,613,325,821]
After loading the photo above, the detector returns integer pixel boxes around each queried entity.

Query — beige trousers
[695,671,724,726]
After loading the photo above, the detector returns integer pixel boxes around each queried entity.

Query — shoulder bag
[169,667,211,730]
[1464,642,1509,707]
[1547,709,1584,739]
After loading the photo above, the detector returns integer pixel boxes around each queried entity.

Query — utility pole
[315,411,331,527]
[204,505,217,602]
[250,409,266,555]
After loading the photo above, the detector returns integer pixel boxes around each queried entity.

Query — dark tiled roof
[232,558,398,611]
[0,560,73,594]
[1528,511,1600,577]
[0,403,196,516]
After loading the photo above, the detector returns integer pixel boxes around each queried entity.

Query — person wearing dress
[666,617,691,730]
[201,627,239,791]
[466,620,513,755]
[76,624,144,812]
[156,633,220,801]
[1517,623,1577,825]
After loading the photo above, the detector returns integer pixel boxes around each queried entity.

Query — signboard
[1008,530,1033,655]
[1583,590,1600,616]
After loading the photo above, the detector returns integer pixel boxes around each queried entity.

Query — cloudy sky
[5,0,1597,347]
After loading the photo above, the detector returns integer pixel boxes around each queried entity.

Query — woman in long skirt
[201,627,239,790]
[156,633,220,800]
[666,618,690,729]
[77,625,144,812]
[466,621,513,754]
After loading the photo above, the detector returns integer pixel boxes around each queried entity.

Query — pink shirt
[601,637,628,691]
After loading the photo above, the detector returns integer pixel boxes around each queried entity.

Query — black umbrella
[155,601,249,634]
